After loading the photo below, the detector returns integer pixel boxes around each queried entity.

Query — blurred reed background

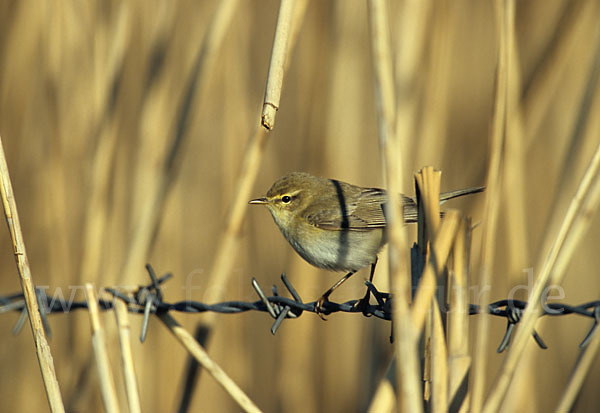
[0,0,599,412]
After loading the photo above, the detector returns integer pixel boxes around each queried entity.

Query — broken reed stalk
[365,168,471,411]
[85,284,120,413]
[157,313,262,413]
[201,0,307,320]
[186,0,308,401]
[114,299,141,413]
[0,135,65,413]
[261,0,297,129]
[414,168,448,412]
[411,212,461,332]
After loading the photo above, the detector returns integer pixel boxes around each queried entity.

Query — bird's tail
[402,185,485,222]
[439,186,486,204]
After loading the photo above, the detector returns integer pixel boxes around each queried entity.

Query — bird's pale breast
[284,218,385,272]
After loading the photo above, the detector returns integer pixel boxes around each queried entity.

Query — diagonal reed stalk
[0,135,65,412]
[555,317,600,412]
[482,140,600,413]
[201,0,308,320]
[158,312,262,413]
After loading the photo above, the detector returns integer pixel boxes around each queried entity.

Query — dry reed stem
[500,5,538,410]
[367,0,396,128]
[503,2,529,271]
[120,0,239,285]
[202,0,307,316]
[486,20,600,411]
[393,0,430,162]
[414,167,441,403]
[367,1,421,411]
[286,0,309,70]
[555,320,600,412]
[114,300,141,413]
[261,0,300,129]
[157,313,262,413]
[431,300,448,413]
[470,0,510,410]
[416,2,451,165]
[482,142,600,412]
[447,219,471,410]
[411,211,461,332]
[415,167,442,245]
[542,23,600,244]
[0,135,65,413]
[84,284,120,413]
[366,357,397,413]
[367,376,396,413]
[414,168,447,412]
[423,316,432,402]
[366,346,398,412]
[2,2,599,412]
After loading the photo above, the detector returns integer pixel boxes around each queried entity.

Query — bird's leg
[316,270,356,319]
[354,259,378,313]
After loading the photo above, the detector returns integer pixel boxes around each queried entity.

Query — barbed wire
[1,264,598,353]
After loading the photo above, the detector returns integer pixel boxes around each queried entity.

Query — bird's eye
[281,195,292,204]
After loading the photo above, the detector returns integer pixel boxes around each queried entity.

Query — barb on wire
[579,305,600,348]
[0,264,598,351]
[493,306,546,353]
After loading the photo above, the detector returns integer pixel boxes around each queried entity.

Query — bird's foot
[315,295,330,320]
[353,290,372,316]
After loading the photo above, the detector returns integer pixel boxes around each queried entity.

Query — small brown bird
[250,172,484,315]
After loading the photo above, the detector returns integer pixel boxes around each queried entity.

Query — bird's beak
[249,197,268,205]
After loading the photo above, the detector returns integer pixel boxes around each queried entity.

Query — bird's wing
[302,187,382,231]
[304,187,418,230]
[302,183,484,230]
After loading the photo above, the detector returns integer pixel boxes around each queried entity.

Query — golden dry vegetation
[0,0,599,412]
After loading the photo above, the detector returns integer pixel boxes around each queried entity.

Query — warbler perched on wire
[249,172,484,316]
